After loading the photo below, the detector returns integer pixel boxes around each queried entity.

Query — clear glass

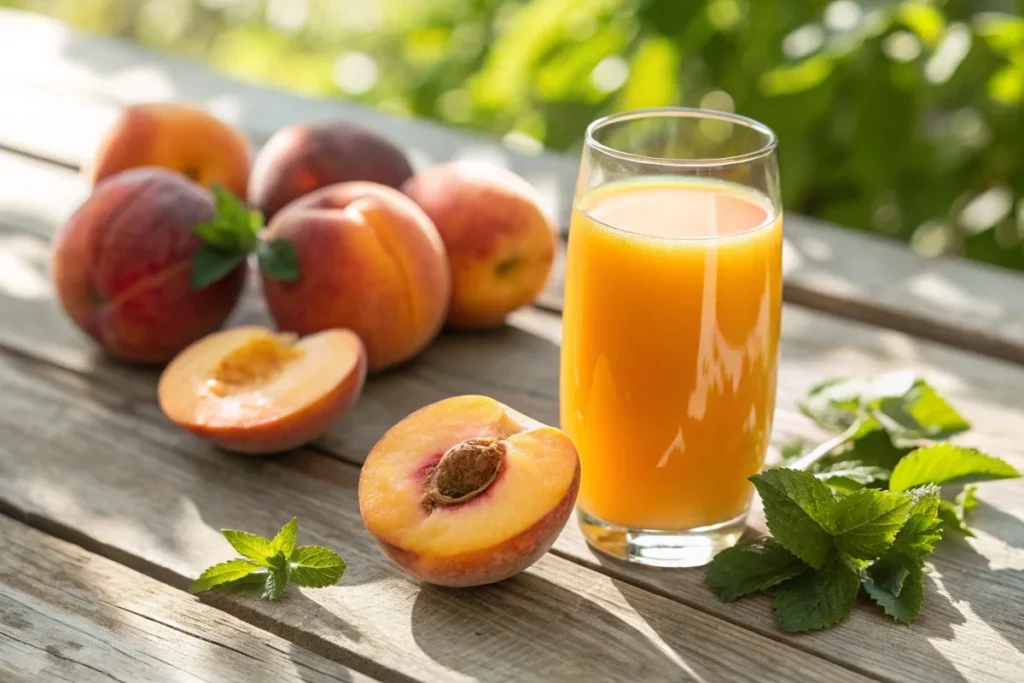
[560,108,783,567]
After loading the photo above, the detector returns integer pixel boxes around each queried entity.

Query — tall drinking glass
[560,108,782,567]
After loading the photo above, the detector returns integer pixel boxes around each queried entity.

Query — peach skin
[249,121,414,220]
[90,104,251,198]
[403,161,556,328]
[159,326,367,454]
[52,167,246,363]
[260,181,450,372]
[359,395,580,587]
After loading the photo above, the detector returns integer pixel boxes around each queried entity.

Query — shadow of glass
[410,572,694,682]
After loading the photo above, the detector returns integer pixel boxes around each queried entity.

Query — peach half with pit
[359,395,580,587]
[159,326,366,454]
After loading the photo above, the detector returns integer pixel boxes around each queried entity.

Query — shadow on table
[409,572,695,682]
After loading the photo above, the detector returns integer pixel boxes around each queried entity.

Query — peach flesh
[359,395,580,587]
[159,326,366,454]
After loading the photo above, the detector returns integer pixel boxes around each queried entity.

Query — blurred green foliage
[8,0,1024,268]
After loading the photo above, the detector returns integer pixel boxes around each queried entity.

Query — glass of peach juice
[560,108,782,567]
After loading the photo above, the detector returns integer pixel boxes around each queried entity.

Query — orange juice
[560,177,782,531]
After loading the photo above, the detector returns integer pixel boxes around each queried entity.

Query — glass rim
[584,107,778,168]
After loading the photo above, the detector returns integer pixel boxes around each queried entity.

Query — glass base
[577,507,747,568]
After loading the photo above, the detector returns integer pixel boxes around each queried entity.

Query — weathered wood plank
[0,515,377,683]
[0,349,871,683]
[0,212,1022,680]
[6,10,1024,363]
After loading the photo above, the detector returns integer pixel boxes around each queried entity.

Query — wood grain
[6,10,1024,362]
[0,515,376,683]
[0,349,871,683]
[0,213,1022,680]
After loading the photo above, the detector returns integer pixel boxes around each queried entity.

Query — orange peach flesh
[159,326,366,454]
[359,395,580,586]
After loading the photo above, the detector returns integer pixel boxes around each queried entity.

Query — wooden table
[0,10,1022,683]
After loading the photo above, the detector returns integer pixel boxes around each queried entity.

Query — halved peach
[359,395,580,587]
[159,326,366,454]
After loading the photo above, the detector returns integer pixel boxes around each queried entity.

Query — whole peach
[403,161,556,328]
[260,182,450,372]
[90,103,251,198]
[249,121,414,220]
[52,168,246,363]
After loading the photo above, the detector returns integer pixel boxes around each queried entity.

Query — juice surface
[560,177,782,530]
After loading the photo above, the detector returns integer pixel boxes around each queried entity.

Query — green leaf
[213,185,260,248]
[258,238,300,282]
[832,489,914,561]
[272,517,298,559]
[863,549,925,624]
[290,545,347,588]
[814,463,892,492]
[779,441,806,463]
[890,444,1021,492]
[189,559,262,594]
[892,485,943,558]
[191,245,246,290]
[220,529,277,566]
[773,561,860,633]
[957,485,979,511]
[262,566,290,601]
[750,469,837,569]
[798,377,868,432]
[707,537,807,602]
[938,486,978,536]
[871,379,970,442]
[826,430,913,471]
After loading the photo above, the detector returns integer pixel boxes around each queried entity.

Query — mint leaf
[248,208,265,239]
[890,444,1020,492]
[773,561,860,632]
[221,529,277,566]
[799,377,869,432]
[827,429,913,471]
[892,485,943,558]
[272,517,298,559]
[212,185,259,249]
[833,489,914,560]
[779,441,806,462]
[750,469,836,568]
[864,549,925,624]
[938,486,979,536]
[290,545,347,588]
[262,565,289,601]
[707,537,806,601]
[258,238,300,282]
[191,245,246,290]
[189,559,262,594]
[871,379,970,441]
[815,463,892,492]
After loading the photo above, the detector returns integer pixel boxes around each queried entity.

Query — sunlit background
[7,0,1024,270]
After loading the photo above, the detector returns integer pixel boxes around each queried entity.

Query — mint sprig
[190,517,346,601]
[708,373,1020,633]
[191,185,299,289]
